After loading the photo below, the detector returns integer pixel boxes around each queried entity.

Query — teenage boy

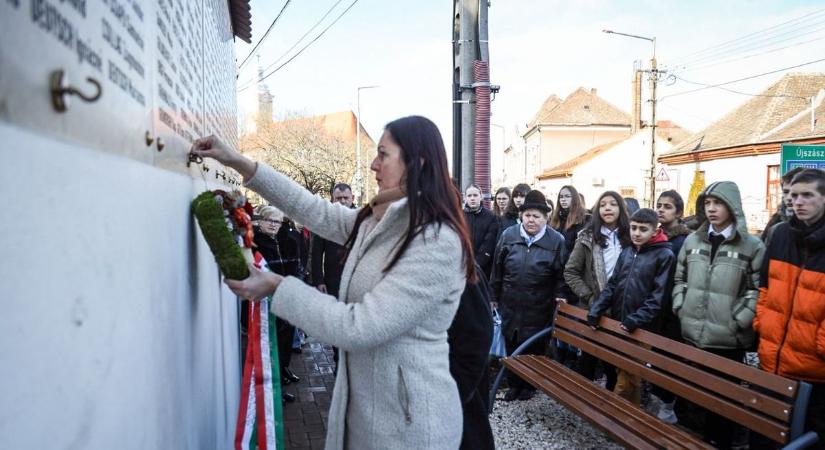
[761,166,803,244]
[754,169,825,449]
[672,181,765,449]
[588,208,675,404]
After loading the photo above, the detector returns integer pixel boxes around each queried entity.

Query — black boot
[284,367,301,383]
[282,393,296,403]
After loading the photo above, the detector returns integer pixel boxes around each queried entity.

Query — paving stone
[284,342,335,449]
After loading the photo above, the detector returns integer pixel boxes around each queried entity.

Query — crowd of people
[191,116,824,450]
[474,167,825,450]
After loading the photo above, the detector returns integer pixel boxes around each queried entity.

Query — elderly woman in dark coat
[490,190,568,401]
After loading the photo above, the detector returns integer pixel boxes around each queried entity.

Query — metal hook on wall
[50,70,102,113]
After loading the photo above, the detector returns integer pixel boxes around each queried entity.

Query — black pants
[459,389,495,450]
[504,329,549,391]
[276,317,295,377]
[576,351,617,391]
[698,347,746,449]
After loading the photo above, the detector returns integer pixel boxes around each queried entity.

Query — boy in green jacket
[672,181,765,448]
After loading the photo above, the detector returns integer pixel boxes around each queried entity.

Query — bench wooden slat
[554,315,792,422]
[554,328,791,444]
[504,356,666,450]
[557,304,798,396]
[520,355,712,450]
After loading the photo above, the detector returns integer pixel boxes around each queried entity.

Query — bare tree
[240,112,370,200]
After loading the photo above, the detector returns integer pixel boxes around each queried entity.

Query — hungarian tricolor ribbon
[234,252,285,450]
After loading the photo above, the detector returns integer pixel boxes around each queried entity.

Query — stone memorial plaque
[0,0,240,183]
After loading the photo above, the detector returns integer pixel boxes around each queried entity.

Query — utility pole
[453,0,479,191]
[648,43,658,209]
[603,30,660,208]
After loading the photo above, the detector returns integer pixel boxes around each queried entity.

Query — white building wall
[0,125,240,449]
[662,153,779,231]
[536,131,675,210]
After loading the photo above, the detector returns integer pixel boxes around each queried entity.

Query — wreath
[191,189,255,280]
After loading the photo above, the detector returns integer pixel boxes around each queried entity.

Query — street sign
[781,144,825,174]
[655,167,670,182]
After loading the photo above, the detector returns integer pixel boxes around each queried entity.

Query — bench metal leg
[782,431,819,450]
[488,326,554,411]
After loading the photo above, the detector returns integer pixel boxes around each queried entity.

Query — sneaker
[657,401,678,424]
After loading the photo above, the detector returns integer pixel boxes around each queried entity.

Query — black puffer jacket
[464,205,500,275]
[491,225,569,340]
[588,229,674,331]
[498,212,519,239]
[253,228,301,277]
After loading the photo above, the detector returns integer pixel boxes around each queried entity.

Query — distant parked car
[624,197,640,215]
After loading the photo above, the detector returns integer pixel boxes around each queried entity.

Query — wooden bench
[491,303,819,450]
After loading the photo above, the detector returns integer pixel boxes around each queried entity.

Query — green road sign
[781,144,825,175]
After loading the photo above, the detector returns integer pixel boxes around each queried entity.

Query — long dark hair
[589,191,631,248]
[505,183,531,217]
[343,116,476,281]
[493,186,511,216]
[550,185,587,230]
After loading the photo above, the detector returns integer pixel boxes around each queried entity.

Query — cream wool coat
[245,163,465,450]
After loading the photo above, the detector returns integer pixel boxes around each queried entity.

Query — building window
[767,165,781,212]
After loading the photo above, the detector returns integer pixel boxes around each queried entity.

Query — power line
[675,34,825,74]
[237,0,292,70]
[670,75,810,99]
[238,0,359,92]
[670,7,825,64]
[238,0,345,90]
[672,18,825,71]
[660,57,825,100]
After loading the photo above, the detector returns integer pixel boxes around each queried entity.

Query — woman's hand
[224,263,284,302]
[190,135,257,180]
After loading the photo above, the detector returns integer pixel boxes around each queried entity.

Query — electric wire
[237,0,359,92]
[669,7,825,65]
[675,34,825,74]
[670,75,810,99]
[237,0,346,91]
[660,57,825,101]
[237,0,292,70]
[671,19,825,72]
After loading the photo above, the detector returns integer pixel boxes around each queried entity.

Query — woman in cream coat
[191,116,476,450]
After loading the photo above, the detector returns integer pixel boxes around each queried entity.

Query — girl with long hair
[550,185,590,255]
[499,183,530,237]
[493,187,511,217]
[563,191,630,388]
[191,115,475,450]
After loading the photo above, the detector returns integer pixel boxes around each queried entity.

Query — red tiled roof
[526,88,631,135]
[272,111,376,145]
[664,73,825,156]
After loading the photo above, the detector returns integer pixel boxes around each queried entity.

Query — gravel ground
[488,352,760,449]
[489,389,626,450]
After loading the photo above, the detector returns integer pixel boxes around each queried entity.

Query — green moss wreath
[191,190,251,280]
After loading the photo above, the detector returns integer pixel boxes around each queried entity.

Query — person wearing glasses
[253,206,303,398]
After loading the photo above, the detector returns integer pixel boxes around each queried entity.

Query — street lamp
[355,85,379,205]
[603,29,659,208]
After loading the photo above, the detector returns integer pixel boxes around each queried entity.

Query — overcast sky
[235,0,825,174]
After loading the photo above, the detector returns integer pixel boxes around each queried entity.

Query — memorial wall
[0,0,242,184]
[0,1,249,448]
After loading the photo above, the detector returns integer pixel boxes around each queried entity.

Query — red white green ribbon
[234,253,285,450]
